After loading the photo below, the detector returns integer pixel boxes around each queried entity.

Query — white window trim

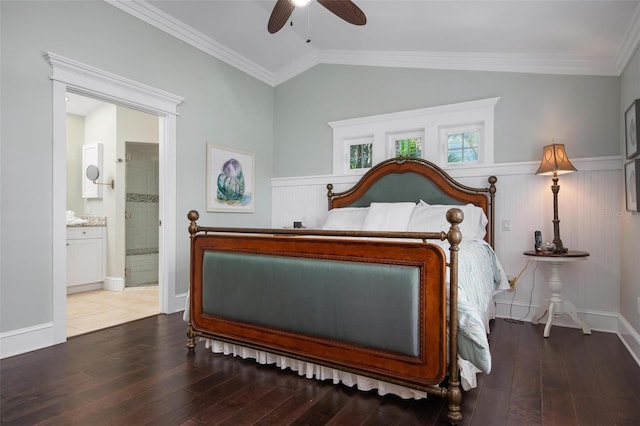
[440,122,485,167]
[343,135,374,174]
[329,97,499,175]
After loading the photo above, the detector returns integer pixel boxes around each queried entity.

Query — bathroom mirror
[85,164,100,182]
[85,164,114,189]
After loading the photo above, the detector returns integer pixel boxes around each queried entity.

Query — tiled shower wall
[125,142,159,287]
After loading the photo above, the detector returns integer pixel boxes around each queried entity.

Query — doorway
[49,52,183,345]
[65,95,161,336]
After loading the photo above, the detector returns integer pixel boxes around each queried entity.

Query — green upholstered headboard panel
[328,157,496,246]
[340,172,462,207]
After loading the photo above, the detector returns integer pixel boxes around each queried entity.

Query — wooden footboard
[187,208,465,424]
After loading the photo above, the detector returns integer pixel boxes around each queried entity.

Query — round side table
[523,250,590,338]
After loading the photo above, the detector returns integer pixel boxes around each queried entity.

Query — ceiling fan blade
[317,0,366,26]
[268,0,295,34]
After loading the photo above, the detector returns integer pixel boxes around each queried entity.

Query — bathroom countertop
[66,216,107,227]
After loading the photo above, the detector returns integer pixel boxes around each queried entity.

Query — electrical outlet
[501,219,511,231]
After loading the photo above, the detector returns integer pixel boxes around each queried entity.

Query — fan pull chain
[306,4,311,43]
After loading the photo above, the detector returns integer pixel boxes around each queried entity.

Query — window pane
[448,151,462,162]
[447,131,479,164]
[448,134,462,150]
[350,143,373,169]
[463,147,478,161]
[463,132,478,148]
[395,137,422,158]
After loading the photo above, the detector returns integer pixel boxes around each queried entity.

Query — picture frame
[625,99,639,159]
[625,159,639,212]
[206,143,254,213]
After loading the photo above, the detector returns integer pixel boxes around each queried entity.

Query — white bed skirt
[200,338,480,398]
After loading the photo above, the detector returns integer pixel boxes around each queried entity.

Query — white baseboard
[0,322,55,359]
[172,292,187,314]
[618,315,640,368]
[495,300,620,333]
[496,300,640,367]
[66,282,103,294]
[103,276,124,291]
[1,293,186,359]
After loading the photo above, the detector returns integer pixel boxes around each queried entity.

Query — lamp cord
[505,261,538,324]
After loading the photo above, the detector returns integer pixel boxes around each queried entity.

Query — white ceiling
[109,0,640,86]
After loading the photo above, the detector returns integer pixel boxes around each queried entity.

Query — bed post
[186,210,200,352]
[326,183,334,210]
[488,176,497,248]
[446,207,464,425]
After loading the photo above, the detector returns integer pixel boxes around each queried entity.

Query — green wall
[273,64,620,177]
[0,0,274,332]
[0,0,631,344]
[620,46,640,334]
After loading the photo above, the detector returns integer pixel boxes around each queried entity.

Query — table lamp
[535,143,576,253]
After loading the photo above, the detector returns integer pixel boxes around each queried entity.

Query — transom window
[448,132,478,162]
[345,137,374,173]
[390,131,423,158]
[330,97,498,175]
[350,142,373,170]
[441,124,483,165]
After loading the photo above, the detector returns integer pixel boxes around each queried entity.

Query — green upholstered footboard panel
[189,232,448,387]
[202,251,420,356]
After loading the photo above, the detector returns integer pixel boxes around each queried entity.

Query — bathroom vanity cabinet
[66,226,106,290]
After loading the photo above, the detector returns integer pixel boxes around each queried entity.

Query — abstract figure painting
[207,144,254,213]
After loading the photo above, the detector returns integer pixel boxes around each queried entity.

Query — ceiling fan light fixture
[290,0,312,7]
[269,0,366,34]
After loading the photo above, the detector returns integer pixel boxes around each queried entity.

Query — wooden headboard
[327,157,497,246]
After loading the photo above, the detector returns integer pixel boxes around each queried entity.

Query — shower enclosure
[125,142,159,287]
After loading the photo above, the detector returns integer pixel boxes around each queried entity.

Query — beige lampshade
[535,144,577,176]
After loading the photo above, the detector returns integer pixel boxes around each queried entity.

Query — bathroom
[65,93,160,335]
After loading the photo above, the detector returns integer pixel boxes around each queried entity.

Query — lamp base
[553,241,568,254]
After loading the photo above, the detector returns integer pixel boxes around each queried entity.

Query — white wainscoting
[272,156,623,333]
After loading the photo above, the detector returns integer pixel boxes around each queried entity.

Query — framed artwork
[206,143,254,213]
[625,159,639,212]
[625,99,639,159]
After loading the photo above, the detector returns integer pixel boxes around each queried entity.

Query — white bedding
[436,238,510,388]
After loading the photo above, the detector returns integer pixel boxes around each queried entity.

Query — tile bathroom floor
[66,286,159,337]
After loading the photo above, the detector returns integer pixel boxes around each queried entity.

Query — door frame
[47,52,183,344]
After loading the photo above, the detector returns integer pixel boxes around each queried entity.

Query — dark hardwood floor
[2,313,640,425]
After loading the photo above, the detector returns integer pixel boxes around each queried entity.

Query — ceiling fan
[268,0,367,34]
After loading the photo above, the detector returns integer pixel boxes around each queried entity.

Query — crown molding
[615,3,640,74]
[315,50,618,77]
[105,0,276,86]
[272,51,321,86]
[108,1,638,87]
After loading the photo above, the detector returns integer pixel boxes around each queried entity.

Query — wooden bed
[186,158,497,424]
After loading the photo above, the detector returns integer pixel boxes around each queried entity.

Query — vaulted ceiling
[111,1,640,86]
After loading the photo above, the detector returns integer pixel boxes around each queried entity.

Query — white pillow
[322,207,369,230]
[407,203,488,239]
[361,202,417,232]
